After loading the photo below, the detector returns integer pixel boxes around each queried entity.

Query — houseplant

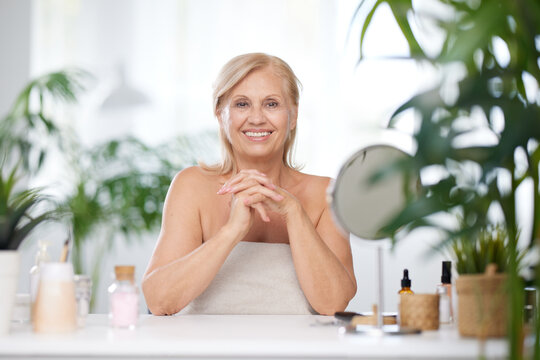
[0,166,54,335]
[450,224,524,337]
[58,133,216,307]
[0,69,88,175]
[2,68,218,309]
[354,0,540,358]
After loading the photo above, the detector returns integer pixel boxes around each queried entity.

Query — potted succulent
[0,166,54,335]
[451,224,523,338]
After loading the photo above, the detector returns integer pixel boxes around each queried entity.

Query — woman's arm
[283,196,357,315]
[222,174,357,315]
[142,167,261,315]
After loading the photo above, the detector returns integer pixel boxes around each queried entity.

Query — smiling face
[219,66,297,165]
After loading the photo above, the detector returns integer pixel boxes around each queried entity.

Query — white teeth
[244,131,271,137]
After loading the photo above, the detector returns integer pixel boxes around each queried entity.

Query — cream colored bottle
[33,262,77,333]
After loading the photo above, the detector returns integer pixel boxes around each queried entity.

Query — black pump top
[401,269,411,288]
[441,261,452,284]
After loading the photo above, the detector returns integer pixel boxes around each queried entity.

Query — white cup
[33,262,77,333]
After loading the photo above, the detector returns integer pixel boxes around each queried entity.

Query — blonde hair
[201,53,302,174]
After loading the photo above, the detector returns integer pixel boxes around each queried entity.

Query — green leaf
[387,0,424,58]
[358,0,384,60]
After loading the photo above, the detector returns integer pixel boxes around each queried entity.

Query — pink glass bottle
[108,265,138,329]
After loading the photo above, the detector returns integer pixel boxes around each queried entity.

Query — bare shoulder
[172,166,221,185]
[168,166,221,200]
[290,171,331,197]
[287,171,332,210]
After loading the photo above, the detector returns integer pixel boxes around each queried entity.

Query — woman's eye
[235,102,249,108]
[267,101,279,108]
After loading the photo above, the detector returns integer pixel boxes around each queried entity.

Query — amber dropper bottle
[398,269,414,294]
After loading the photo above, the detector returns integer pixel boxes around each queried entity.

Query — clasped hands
[217,170,299,228]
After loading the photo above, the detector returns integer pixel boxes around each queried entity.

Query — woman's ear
[216,108,225,129]
[289,107,298,131]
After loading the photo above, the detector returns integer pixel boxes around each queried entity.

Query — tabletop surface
[0,314,508,359]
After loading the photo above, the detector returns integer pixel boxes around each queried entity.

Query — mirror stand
[342,245,420,336]
[330,143,421,336]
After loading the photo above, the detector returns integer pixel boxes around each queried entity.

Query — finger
[238,185,284,202]
[217,172,251,194]
[227,181,278,196]
[243,193,266,206]
[217,174,244,194]
[218,170,274,194]
[227,176,277,194]
[252,203,270,222]
[235,173,274,189]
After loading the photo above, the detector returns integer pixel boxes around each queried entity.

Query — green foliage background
[0,70,217,308]
[355,0,540,358]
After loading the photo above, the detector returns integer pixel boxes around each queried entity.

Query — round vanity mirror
[329,143,420,335]
[330,144,413,240]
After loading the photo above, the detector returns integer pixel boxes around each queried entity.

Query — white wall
[0,0,31,116]
[347,232,448,313]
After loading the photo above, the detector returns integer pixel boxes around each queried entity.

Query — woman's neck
[235,159,290,187]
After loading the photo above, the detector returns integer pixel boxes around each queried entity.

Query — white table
[0,314,507,359]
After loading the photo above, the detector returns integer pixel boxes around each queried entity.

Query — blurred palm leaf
[59,132,218,276]
[0,69,89,174]
[0,166,55,250]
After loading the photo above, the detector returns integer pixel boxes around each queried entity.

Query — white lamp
[101,64,150,110]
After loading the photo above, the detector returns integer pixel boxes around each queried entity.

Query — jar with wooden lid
[108,265,138,329]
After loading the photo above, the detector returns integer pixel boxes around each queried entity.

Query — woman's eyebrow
[265,94,283,99]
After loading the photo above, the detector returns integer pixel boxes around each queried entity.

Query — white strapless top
[178,241,316,315]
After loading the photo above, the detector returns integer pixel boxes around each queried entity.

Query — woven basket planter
[399,294,440,331]
[456,271,507,338]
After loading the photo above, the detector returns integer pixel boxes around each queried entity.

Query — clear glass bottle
[108,265,138,329]
[398,269,414,294]
[74,274,92,327]
[436,261,453,324]
[29,241,50,320]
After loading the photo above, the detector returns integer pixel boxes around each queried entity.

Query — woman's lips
[242,130,273,141]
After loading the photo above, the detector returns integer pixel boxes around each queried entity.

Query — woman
[142,53,356,316]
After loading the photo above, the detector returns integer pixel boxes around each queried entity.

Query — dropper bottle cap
[441,261,452,284]
[401,269,411,288]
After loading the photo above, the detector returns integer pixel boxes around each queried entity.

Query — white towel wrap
[178,241,315,315]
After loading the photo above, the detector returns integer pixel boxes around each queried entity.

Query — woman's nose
[248,106,266,124]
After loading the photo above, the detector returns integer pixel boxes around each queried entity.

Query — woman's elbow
[142,276,182,316]
[145,293,183,316]
[313,300,348,316]
[313,286,356,316]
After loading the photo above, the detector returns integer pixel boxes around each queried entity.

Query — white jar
[33,262,77,333]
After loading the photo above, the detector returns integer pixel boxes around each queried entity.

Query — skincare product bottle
[74,274,92,327]
[398,269,414,294]
[108,265,139,329]
[436,261,453,324]
[29,241,50,319]
[33,262,77,333]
